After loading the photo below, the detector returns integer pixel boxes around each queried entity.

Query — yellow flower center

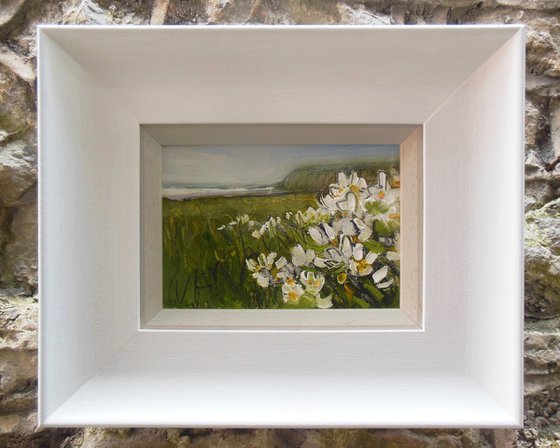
[377,191,385,199]
[337,273,347,284]
[285,278,296,286]
[349,184,361,194]
[355,259,371,274]
[287,291,299,302]
[307,278,320,288]
[388,212,400,219]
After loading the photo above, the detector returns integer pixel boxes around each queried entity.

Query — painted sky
[162,145,399,186]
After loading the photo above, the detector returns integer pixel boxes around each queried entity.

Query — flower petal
[352,243,364,261]
[337,192,357,213]
[316,294,333,309]
[324,223,336,240]
[386,251,399,261]
[322,194,339,211]
[246,259,257,271]
[377,278,394,289]
[309,227,325,245]
[275,256,287,270]
[372,265,389,284]
[341,237,353,260]
[383,189,399,205]
[378,171,387,190]
[342,219,357,236]
[313,257,327,268]
[365,251,378,264]
[255,273,270,288]
[266,252,277,269]
[305,249,316,264]
[358,227,372,242]
[291,244,305,266]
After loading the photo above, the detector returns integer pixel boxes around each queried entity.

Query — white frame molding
[140,124,423,330]
[39,25,524,428]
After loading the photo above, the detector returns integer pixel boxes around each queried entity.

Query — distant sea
[162,186,277,200]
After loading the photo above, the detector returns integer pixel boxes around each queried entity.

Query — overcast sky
[162,145,399,186]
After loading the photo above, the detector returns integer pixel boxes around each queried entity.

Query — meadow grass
[162,193,318,309]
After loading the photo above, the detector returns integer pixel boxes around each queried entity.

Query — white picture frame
[38,25,524,427]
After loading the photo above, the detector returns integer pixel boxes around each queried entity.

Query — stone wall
[0,1,558,447]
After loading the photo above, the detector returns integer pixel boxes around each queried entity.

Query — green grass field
[162,193,318,308]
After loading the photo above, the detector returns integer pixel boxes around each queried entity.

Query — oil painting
[162,145,400,309]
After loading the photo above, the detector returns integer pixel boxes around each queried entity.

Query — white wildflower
[300,271,325,295]
[329,171,367,199]
[316,294,333,309]
[246,252,277,272]
[322,247,345,267]
[291,244,316,267]
[332,217,372,242]
[336,191,359,215]
[371,265,393,289]
[282,280,305,304]
[253,271,271,288]
[348,243,378,277]
[309,223,337,246]
[275,256,288,270]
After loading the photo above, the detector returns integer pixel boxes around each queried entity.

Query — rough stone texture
[525,18,560,78]
[0,140,35,207]
[0,295,37,414]
[3,197,37,290]
[551,97,560,158]
[525,199,560,319]
[525,99,544,151]
[0,0,559,447]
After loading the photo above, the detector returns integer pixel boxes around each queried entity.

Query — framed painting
[162,144,401,311]
[140,123,422,329]
[39,25,523,427]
